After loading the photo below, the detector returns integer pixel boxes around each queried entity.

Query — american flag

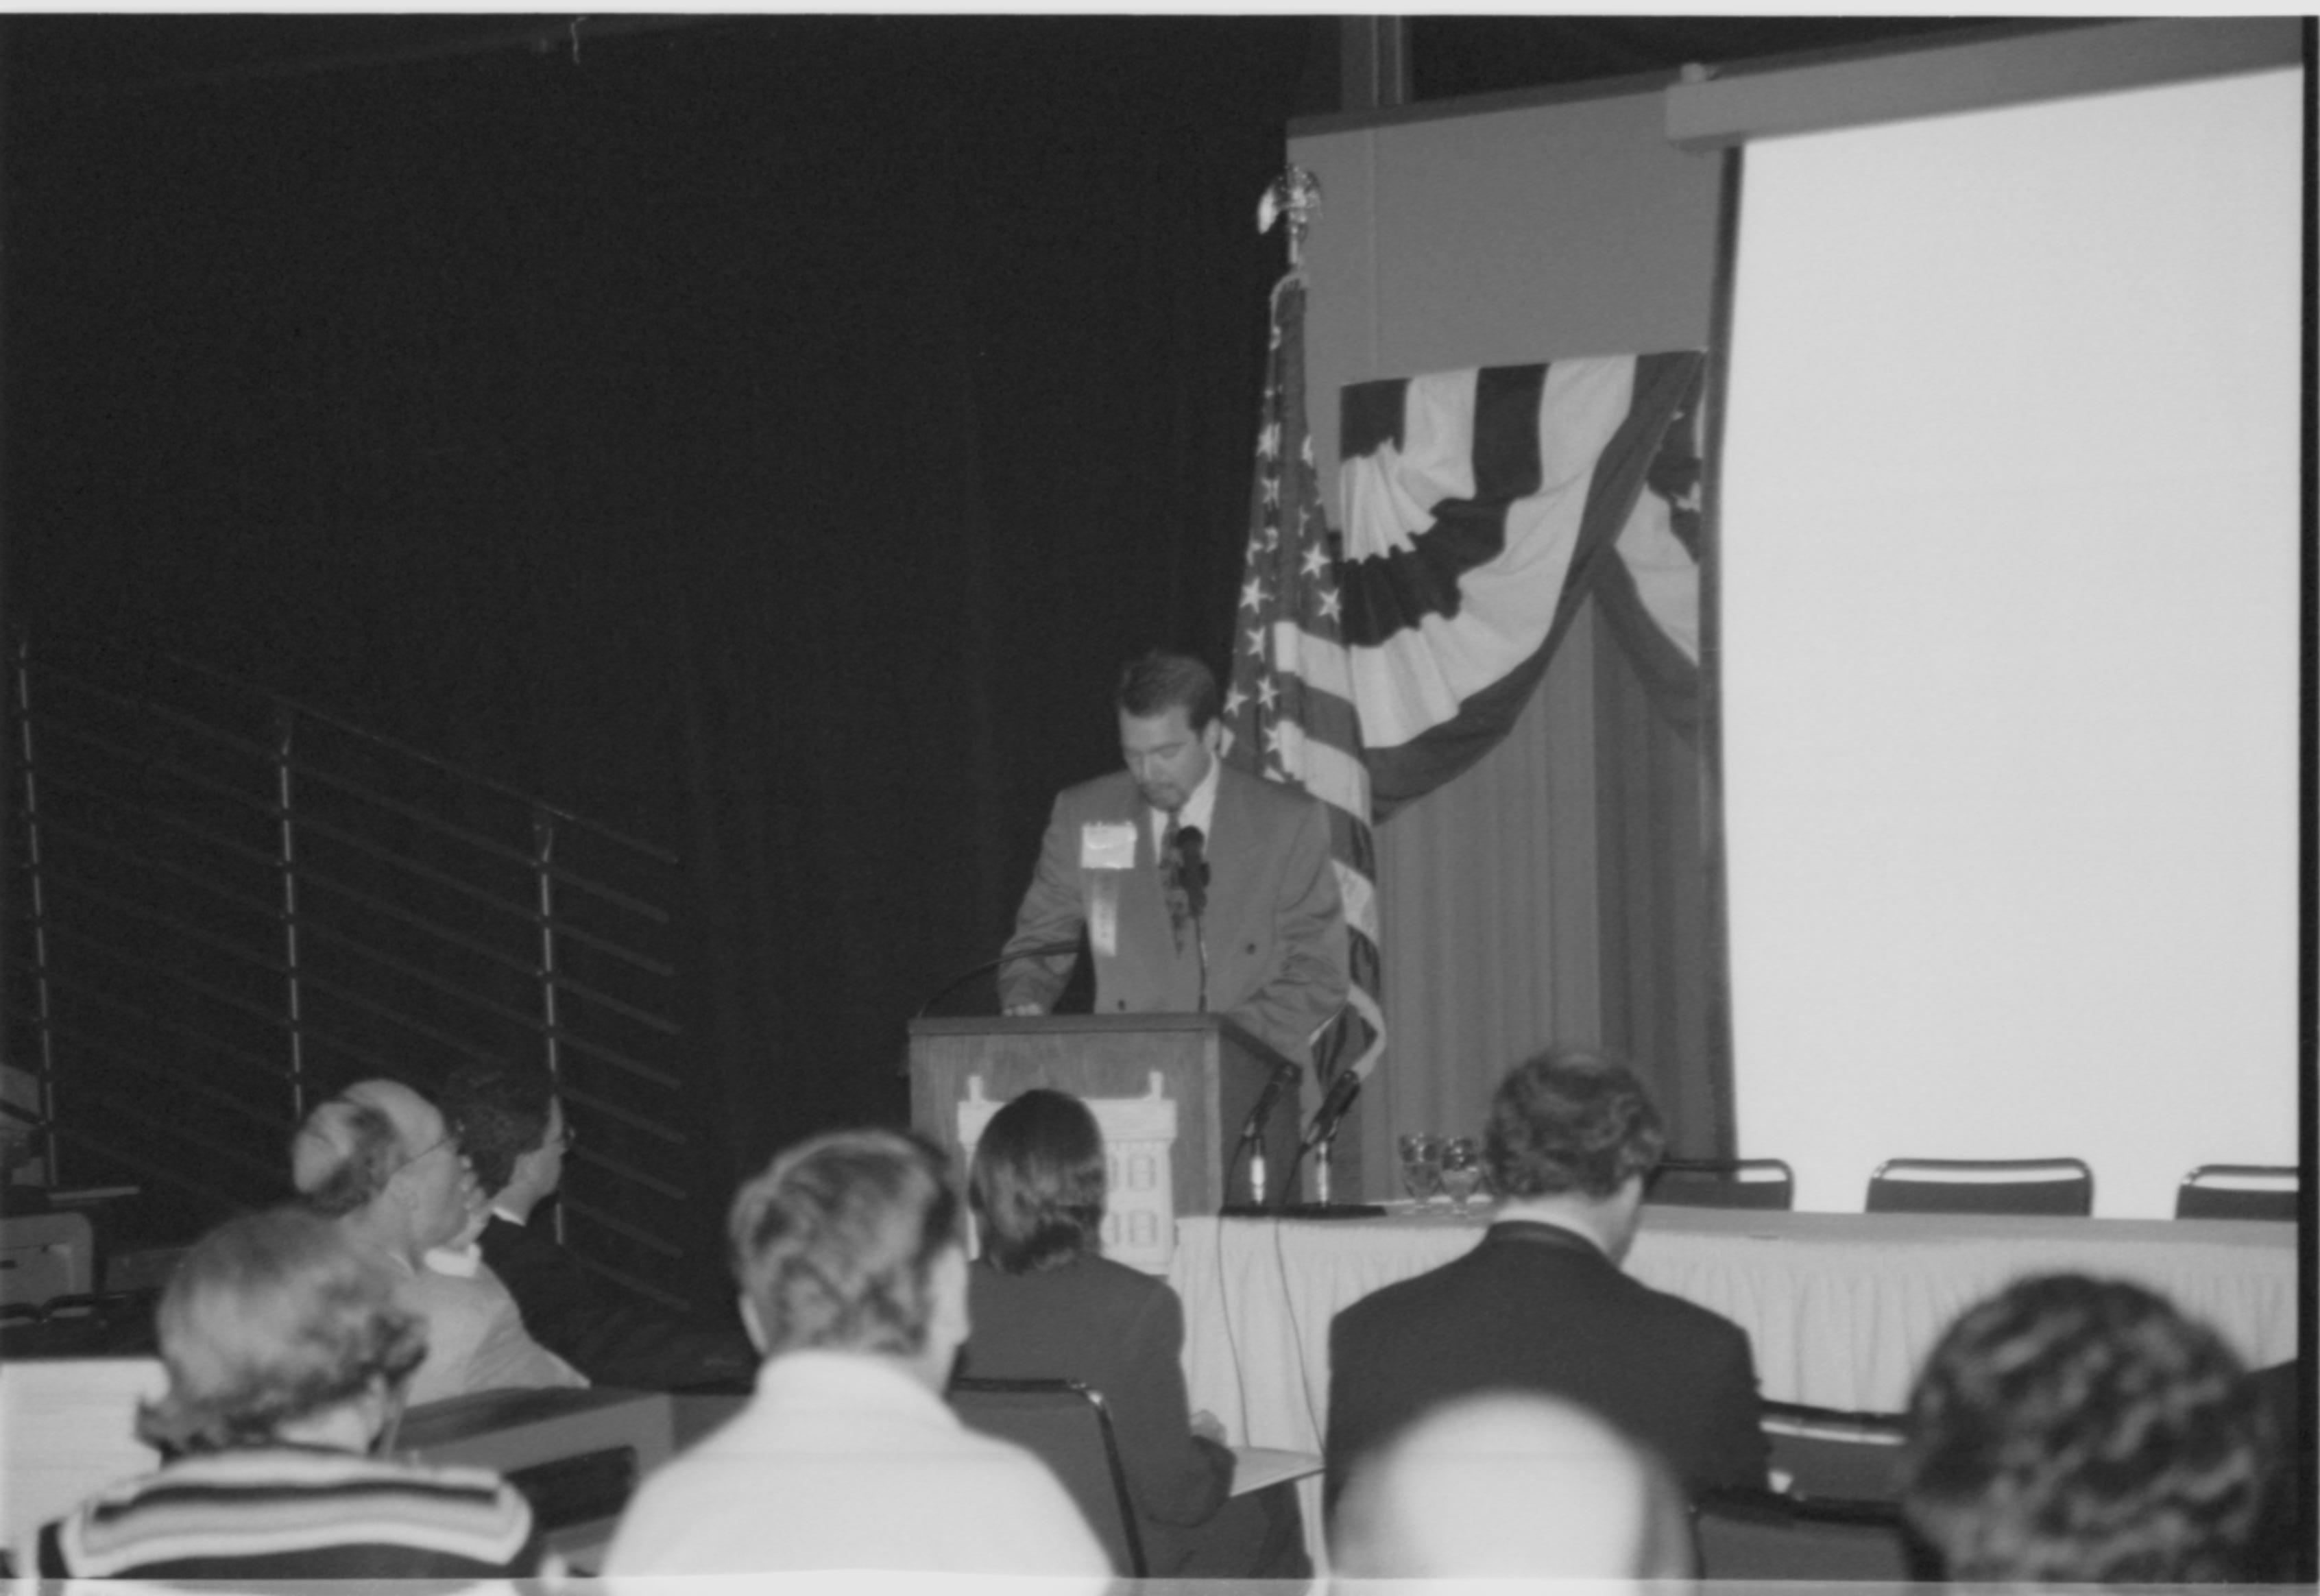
[1221,269,1386,1092]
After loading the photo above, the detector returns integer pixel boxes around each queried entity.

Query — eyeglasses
[387,1134,461,1182]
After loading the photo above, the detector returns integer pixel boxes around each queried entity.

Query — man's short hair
[1116,650,1220,729]
[969,1089,1105,1274]
[138,1207,427,1455]
[1898,1273,2274,1583]
[728,1128,963,1359]
[442,1061,555,1198]
[290,1096,407,1216]
[1483,1045,1666,1200]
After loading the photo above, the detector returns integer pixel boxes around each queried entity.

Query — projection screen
[1716,64,2302,1216]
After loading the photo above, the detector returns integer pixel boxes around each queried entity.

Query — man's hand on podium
[1004,1001,1047,1017]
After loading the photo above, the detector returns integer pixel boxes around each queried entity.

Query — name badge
[1080,822,1137,871]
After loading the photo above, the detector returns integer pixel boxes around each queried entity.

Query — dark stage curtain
[3,16,1325,1301]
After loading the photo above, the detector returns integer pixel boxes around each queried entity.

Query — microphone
[1231,1056,1301,1208]
[1275,1067,1388,1217]
[914,940,1085,1019]
[1297,1065,1365,1163]
[1176,825,1208,921]
[1165,821,1210,1013]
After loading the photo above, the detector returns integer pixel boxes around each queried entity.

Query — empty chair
[949,1376,1147,1577]
[1693,1486,1922,1580]
[1866,1157,2092,1217]
[1759,1401,1907,1503]
[1649,1158,1795,1211]
[2175,1165,2298,1222]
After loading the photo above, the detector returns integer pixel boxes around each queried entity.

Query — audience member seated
[292,1078,585,1405]
[1333,1391,1695,1582]
[603,1127,1109,1581]
[1897,1272,2277,1582]
[1324,1045,1767,1536]
[442,1059,757,1390]
[34,1207,551,1581]
[958,1088,1309,1578]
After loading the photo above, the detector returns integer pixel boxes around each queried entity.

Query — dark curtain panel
[1591,609,1728,1156]
[3,16,1324,1303]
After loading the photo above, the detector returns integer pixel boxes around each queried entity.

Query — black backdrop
[4,16,1333,1290]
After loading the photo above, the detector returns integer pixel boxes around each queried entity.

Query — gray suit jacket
[1000,763,1348,1063]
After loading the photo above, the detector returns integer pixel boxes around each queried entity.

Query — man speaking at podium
[1001,650,1349,1065]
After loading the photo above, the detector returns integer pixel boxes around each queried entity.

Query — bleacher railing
[3,632,698,1311]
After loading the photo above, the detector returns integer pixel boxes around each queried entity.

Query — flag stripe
[1268,720,1370,845]
[1330,854,1379,945]
[1613,489,1700,664]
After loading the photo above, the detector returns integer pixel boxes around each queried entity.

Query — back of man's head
[140,1206,427,1455]
[728,1128,962,1362]
[1898,1272,2273,1583]
[1115,649,1220,729]
[1484,1045,1665,1201]
[1333,1392,1694,1582]
[441,1060,556,1199]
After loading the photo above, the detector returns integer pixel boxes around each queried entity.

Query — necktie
[1161,815,1191,952]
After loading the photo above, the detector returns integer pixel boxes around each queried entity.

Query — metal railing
[3,631,698,1311]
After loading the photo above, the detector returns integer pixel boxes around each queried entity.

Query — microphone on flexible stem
[1177,825,1209,1013]
[1270,1068,1388,1219]
[1285,1065,1363,1198]
[913,940,1085,1019]
[1228,1057,1301,1210]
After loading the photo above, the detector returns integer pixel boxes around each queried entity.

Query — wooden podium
[906,1015,1301,1213]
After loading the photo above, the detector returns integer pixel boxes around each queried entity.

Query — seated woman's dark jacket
[960,1253,1232,1532]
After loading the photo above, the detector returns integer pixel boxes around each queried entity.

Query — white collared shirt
[603,1349,1109,1580]
[1146,753,1219,857]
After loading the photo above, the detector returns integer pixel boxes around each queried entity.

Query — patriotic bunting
[1338,352,1707,817]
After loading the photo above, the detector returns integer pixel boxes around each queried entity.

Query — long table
[1168,1204,2299,1465]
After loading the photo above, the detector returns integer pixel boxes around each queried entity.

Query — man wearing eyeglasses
[292,1078,585,1405]
[442,1060,758,1390]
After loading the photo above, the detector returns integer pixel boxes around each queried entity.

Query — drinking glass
[1397,1133,1444,1205]
[1439,1137,1484,1215]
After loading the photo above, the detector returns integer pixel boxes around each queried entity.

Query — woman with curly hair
[35,1205,551,1581]
[1898,1272,2278,1583]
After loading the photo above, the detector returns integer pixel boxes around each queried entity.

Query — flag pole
[1232,166,1388,1207]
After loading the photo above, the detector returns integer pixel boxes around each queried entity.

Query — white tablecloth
[1168,1203,2300,1461]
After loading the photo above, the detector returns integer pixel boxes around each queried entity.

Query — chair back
[1866,1157,2092,1216]
[1,1211,95,1310]
[1759,1401,1906,1502]
[1649,1159,1795,1210]
[2175,1165,2298,1222]
[1693,1486,1919,1580]
[947,1376,1146,1577]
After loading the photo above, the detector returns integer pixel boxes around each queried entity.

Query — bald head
[1333,1394,1695,1582]
[291,1080,472,1257]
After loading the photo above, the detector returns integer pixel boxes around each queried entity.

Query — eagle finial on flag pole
[1257,167,1324,269]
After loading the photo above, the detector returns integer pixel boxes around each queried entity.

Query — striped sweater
[36,1442,545,1582]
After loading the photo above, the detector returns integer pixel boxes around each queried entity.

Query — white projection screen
[1717,65,2302,1217]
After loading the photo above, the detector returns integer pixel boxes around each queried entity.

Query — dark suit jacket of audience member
[961,1253,1303,1580]
[1324,1218,1769,1522]
[478,1214,758,1390]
